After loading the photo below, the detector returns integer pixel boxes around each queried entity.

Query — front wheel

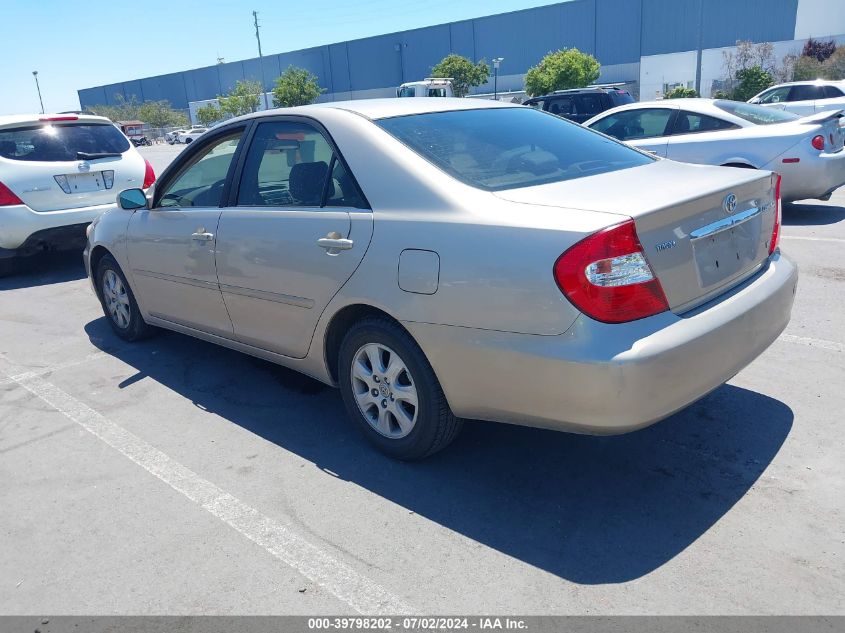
[96,255,154,341]
[338,317,462,460]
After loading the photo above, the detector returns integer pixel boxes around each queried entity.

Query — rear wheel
[96,255,154,341]
[338,317,462,460]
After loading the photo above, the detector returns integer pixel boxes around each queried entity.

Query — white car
[180,127,208,144]
[165,129,187,144]
[0,113,154,274]
[749,80,845,117]
[584,98,845,202]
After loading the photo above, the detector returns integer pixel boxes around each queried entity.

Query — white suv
[749,80,845,116]
[0,114,153,274]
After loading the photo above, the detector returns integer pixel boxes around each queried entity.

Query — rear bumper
[0,223,90,261]
[405,252,797,434]
[0,201,113,251]
[769,147,845,202]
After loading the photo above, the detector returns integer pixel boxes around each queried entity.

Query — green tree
[196,104,223,127]
[793,55,825,81]
[272,66,324,107]
[524,48,601,97]
[138,100,188,127]
[732,65,774,101]
[430,54,489,98]
[665,86,698,99]
[823,48,845,80]
[218,79,263,118]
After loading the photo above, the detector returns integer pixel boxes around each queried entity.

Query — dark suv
[523,87,635,124]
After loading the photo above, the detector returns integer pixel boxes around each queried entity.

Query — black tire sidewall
[338,321,446,460]
[96,256,147,341]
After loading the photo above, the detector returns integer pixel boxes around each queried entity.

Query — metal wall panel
[346,34,403,91]
[78,87,107,108]
[449,20,475,60]
[277,46,328,88]
[101,83,126,106]
[139,73,188,109]
[701,0,799,49]
[474,4,562,71]
[400,25,452,82]
[596,0,642,65]
[641,0,702,56]
[218,61,246,94]
[121,80,144,102]
[184,66,222,103]
[328,43,351,93]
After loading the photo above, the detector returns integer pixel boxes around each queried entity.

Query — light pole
[252,10,270,111]
[32,71,44,114]
[492,58,504,100]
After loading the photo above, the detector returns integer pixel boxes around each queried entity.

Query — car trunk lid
[495,160,777,313]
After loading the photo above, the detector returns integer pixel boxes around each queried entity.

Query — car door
[786,84,825,116]
[126,127,246,336]
[215,118,374,358]
[587,107,676,157]
[664,110,742,164]
[754,85,792,109]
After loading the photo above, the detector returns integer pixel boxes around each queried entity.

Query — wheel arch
[323,303,419,385]
[720,160,758,169]
[89,245,112,298]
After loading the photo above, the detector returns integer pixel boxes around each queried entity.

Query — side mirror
[118,188,148,210]
[749,97,761,104]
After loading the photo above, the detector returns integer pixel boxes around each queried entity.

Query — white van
[397,79,455,98]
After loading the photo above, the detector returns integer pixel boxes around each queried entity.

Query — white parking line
[0,352,108,387]
[6,370,414,615]
[780,333,844,353]
[781,235,845,243]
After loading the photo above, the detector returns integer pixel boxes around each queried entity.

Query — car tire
[184,138,192,145]
[338,317,462,460]
[96,254,154,342]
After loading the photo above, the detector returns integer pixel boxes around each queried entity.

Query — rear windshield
[376,107,653,191]
[0,123,130,162]
[713,101,799,125]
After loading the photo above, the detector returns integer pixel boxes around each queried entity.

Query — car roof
[0,113,113,129]
[232,97,519,122]
[765,79,845,88]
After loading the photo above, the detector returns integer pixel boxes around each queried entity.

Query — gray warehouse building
[78,0,845,119]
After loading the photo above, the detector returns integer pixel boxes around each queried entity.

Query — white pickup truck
[397,79,455,98]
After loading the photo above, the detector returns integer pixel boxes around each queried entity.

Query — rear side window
[589,108,674,140]
[237,120,366,208]
[0,123,130,162]
[376,107,653,191]
[672,111,740,134]
[609,90,635,106]
[789,85,825,101]
[824,86,844,98]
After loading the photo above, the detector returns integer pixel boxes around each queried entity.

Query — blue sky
[0,0,558,115]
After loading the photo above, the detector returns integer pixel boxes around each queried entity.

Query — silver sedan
[584,98,845,202]
[84,99,797,459]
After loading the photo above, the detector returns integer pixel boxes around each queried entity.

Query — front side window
[589,108,674,141]
[158,132,243,208]
[0,123,130,161]
[236,120,365,208]
[376,107,653,192]
[672,111,740,134]
[757,86,791,104]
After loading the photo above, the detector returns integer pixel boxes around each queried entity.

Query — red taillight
[811,135,825,151]
[769,174,782,256]
[142,159,156,188]
[0,181,23,206]
[553,219,669,324]
[39,115,78,122]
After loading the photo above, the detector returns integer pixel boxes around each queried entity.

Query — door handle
[317,234,353,255]
[192,228,214,241]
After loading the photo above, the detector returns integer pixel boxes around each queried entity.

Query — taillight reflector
[553,220,669,324]
[769,174,782,256]
[811,135,825,151]
[142,159,156,188]
[0,181,23,206]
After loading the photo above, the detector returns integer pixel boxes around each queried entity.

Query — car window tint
[673,111,739,134]
[574,94,603,117]
[158,132,242,208]
[790,85,825,101]
[0,123,130,162]
[758,86,791,104]
[589,108,674,141]
[548,97,574,116]
[376,107,653,192]
[237,121,335,207]
[824,85,844,98]
[324,158,366,208]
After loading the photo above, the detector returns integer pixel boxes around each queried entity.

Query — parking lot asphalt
[0,147,843,614]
